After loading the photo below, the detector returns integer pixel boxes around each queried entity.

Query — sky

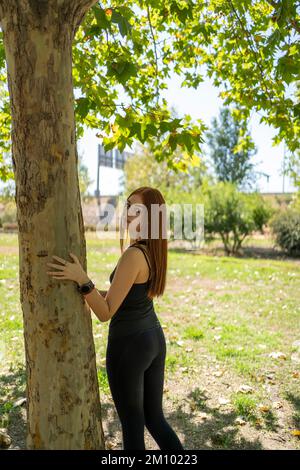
[78,70,297,197]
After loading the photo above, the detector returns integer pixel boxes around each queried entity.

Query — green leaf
[75,97,90,119]
[92,5,111,30]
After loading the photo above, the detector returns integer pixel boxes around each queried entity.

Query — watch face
[80,281,94,293]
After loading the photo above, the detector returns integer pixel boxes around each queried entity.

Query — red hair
[119,186,168,299]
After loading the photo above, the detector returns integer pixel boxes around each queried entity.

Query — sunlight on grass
[0,231,299,449]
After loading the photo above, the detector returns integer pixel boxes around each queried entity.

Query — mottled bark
[1,0,104,449]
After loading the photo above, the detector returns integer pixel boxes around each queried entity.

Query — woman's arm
[96,289,107,298]
[83,248,142,323]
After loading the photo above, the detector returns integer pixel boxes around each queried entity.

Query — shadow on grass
[165,386,264,450]
[284,391,300,430]
[0,366,279,450]
[168,244,300,262]
[101,385,266,450]
[0,363,27,449]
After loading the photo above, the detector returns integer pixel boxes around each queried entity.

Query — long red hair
[119,186,168,299]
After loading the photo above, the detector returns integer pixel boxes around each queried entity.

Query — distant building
[94,145,131,198]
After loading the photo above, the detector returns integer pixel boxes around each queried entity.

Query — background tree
[123,141,209,203]
[0,152,93,202]
[205,106,258,191]
[78,152,94,201]
[204,181,273,254]
[123,138,211,249]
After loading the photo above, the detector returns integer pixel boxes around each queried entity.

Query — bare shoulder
[125,245,149,265]
[128,244,149,254]
[119,246,143,264]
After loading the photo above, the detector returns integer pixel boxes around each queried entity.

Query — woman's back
[108,240,161,339]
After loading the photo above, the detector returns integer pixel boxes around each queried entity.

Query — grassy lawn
[0,232,299,450]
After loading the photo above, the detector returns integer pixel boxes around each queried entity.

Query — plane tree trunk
[0,0,105,449]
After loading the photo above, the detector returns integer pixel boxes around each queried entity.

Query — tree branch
[66,0,99,36]
[290,18,300,34]
[146,5,160,106]
[0,1,5,22]
[266,0,279,7]
[227,0,275,106]
[266,0,300,34]
[63,0,99,9]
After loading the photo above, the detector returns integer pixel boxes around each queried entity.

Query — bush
[0,200,17,227]
[269,209,300,256]
[168,204,204,249]
[84,224,97,232]
[2,222,18,231]
[204,182,273,254]
[246,191,275,231]
[290,191,300,212]
[166,179,209,249]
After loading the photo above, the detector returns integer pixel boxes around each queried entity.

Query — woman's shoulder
[120,245,146,263]
[127,244,150,260]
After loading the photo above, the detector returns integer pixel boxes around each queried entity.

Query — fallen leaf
[255,418,263,427]
[213,370,224,377]
[0,430,11,448]
[235,417,246,425]
[273,401,283,409]
[213,335,222,341]
[291,353,300,364]
[269,351,287,360]
[238,384,254,394]
[13,397,26,408]
[219,397,230,406]
[292,340,300,350]
[258,404,270,413]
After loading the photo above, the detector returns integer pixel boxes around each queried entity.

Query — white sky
[78,71,297,196]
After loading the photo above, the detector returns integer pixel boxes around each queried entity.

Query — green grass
[232,393,258,422]
[97,367,110,396]
[0,232,300,448]
[183,325,204,340]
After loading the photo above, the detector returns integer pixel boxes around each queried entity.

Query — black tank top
[108,240,160,339]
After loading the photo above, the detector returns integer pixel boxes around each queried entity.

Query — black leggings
[106,324,184,450]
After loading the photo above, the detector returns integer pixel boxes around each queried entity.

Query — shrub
[204,182,272,254]
[2,222,18,231]
[166,183,207,249]
[0,200,17,226]
[290,191,300,212]
[269,209,300,256]
[84,224,97,232]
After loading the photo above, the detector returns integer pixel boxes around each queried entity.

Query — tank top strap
[129,243,151,281]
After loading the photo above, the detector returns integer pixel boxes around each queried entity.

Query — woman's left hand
[46,252,90,285]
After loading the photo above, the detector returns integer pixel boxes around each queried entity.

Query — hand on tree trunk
[46,252,90,284]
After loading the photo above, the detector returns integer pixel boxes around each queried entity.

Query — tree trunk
[1,1,105,449]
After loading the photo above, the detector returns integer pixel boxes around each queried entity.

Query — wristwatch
[77,279,95,295]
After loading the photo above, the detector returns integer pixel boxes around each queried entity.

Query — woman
[46,186,184,450]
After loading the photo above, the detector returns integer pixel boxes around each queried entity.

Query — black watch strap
[77,279,95,295]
